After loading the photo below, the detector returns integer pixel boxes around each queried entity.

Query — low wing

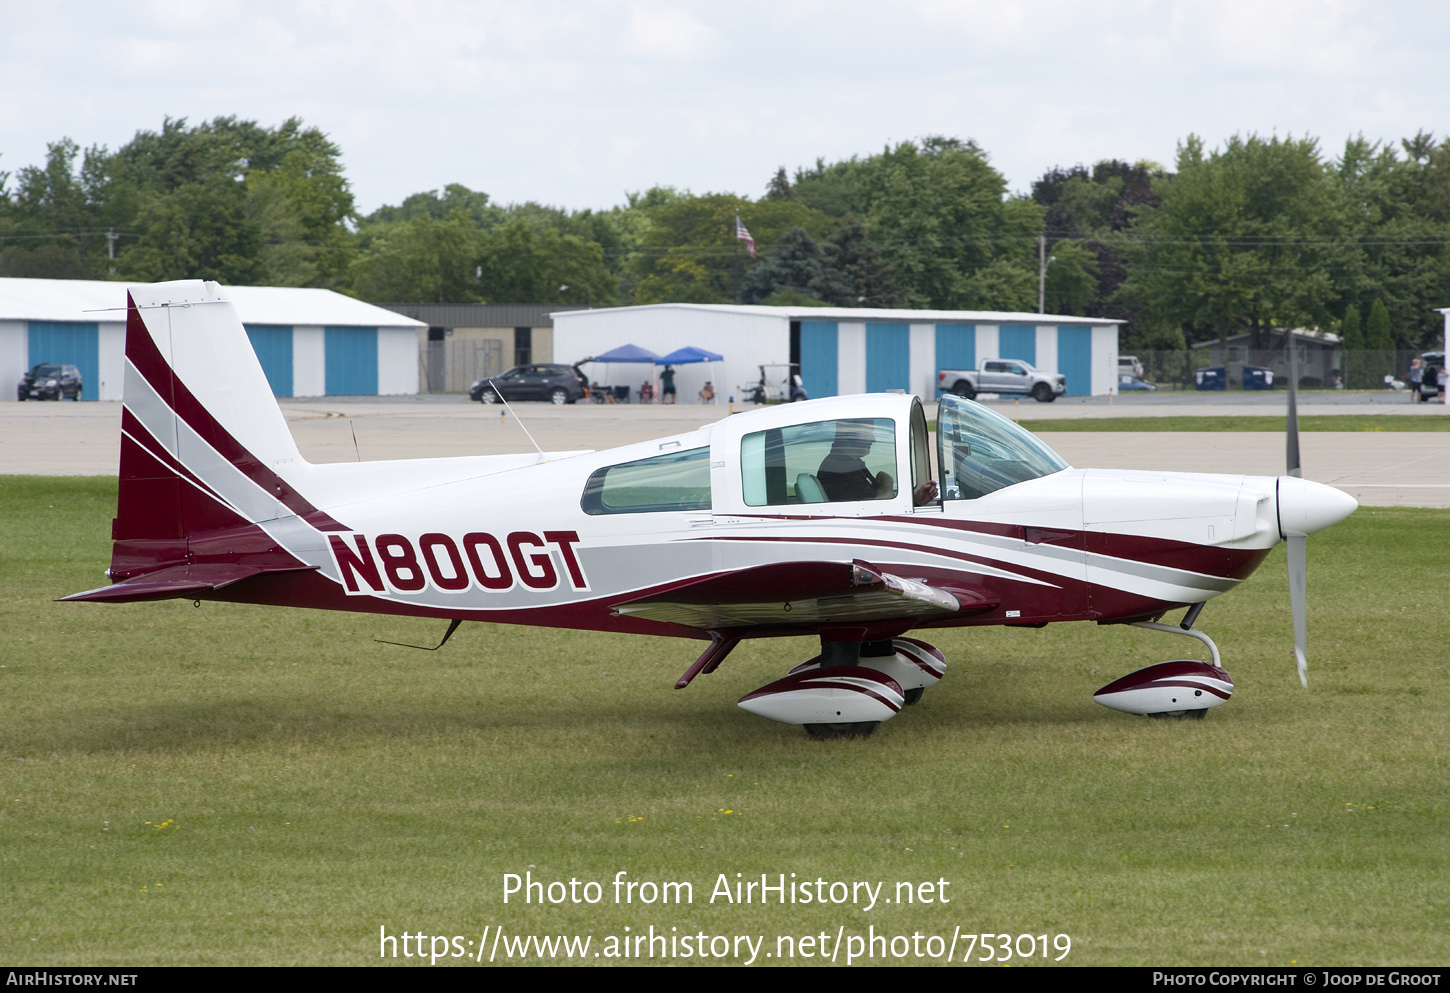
[612,559,997,630]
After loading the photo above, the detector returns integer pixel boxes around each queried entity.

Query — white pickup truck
[937,359,1067,402]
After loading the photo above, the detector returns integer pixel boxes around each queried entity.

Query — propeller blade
[1287,533,1308,687]
[1285,331,1306,684]
[1286,331,1302,477]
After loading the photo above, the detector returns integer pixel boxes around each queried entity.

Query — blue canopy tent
[656,345,723,365]
[656,346,724,403]
[581,344,660,402]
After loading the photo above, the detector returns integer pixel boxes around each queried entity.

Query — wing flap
[613,559,992,630]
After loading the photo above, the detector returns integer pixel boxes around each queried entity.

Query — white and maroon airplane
[66,281,1357,738]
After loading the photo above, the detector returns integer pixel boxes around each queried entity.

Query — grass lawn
[1,477,1446,966]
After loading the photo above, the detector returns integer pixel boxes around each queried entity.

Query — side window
[741,418,897,507]
[581,447,711,515]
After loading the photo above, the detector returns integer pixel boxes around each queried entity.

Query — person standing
[1409,357,1423,403]
[660,365,676,404]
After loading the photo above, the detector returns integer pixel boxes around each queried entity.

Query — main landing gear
[735,636,948,739]
[1092,607,1234,719]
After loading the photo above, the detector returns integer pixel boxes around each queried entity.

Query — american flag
[735,214,756,258]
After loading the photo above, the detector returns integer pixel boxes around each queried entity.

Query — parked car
[1117,373,1156,392]
[471,364,587,404]
[937,359,1066,402]
[17,363,83,401]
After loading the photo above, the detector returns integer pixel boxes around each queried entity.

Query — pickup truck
[937,359,1067,402]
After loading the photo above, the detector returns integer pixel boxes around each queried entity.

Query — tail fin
[65,281,321,603]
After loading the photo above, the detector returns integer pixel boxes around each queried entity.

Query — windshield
[937,395,1068,500]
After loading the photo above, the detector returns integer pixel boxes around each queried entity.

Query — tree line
[3,116,1449,351]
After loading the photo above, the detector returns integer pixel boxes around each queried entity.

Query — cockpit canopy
[937,394,1068,500]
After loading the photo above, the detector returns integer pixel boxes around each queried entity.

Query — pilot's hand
[913,479,939,506]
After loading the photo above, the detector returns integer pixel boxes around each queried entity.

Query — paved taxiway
[4,393,1447,507]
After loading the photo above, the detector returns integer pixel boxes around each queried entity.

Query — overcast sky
[3,1,1446,216]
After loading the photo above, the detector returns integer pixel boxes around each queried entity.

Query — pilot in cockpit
[817,421,938,506]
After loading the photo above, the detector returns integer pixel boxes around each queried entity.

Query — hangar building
[1,277,423,401]
[552,304,1122,403]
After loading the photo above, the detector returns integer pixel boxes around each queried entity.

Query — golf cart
[743,363,808,404]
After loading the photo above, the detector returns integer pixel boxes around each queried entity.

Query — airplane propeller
[1277,335,1356,687]
[1286,341,1308,687]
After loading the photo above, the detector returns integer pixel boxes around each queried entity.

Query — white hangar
[552,304,1122,403]
[1,278,424,401]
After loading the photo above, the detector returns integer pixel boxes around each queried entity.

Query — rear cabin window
[580,447,711,514]
[741,418,898,507]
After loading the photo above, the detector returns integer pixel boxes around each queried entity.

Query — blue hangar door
[324,327,378,396]
[245,325,294,397]
[1057,326,1092,396]
[799,321,838,398]
[28,322,99,400]
[865,323,909,393]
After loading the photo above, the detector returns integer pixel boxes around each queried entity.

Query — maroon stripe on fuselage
[883,515,1268,580]
[694,533,1074,589]
[123,295,347,531]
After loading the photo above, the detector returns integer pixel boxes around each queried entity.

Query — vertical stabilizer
[66,281,318,602]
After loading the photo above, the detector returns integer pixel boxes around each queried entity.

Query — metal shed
[1,278,424,400]
[552,304,1122,403]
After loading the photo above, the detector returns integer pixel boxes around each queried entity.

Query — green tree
[476,218,615,305]
[107,116,355,286]
[349,212,481,303]
[121,174,265,284]
[795,137,1042,310]
[1364,297,1395,387]
[824,216,900,307]
[629,194,833,304]
[740,227,851,305]
[0,139,114,277]
[1117,134,1348,349]
[1339,303,1366,387]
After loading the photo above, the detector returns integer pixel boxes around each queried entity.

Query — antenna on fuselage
[487,378,546,460]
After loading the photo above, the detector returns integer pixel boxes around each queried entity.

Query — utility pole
[1037,235,1046,314]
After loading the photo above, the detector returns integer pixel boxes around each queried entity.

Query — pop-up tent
[655,346,724,402]
[581,344,660,402]
[656,345,724,365]
[588,344,661,364]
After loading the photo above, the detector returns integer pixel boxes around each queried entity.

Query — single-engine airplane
[66,281,1358,738]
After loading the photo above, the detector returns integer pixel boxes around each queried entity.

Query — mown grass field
[1,476,1447,967]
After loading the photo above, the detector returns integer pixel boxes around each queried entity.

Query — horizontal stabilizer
[61,563,317,604]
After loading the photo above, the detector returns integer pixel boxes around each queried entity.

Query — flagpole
[733,214,741,302]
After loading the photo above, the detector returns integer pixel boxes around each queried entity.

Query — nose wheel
[1094,616,1232,719]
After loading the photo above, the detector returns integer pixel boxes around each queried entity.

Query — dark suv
[471,364,587,405]
[18,363,83,401]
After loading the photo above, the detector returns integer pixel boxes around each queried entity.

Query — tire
[550,388,568,405]
[952,380,975,400]
[1032,383,1054,403]
[479,389,499,404]
[903,687,924,706]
